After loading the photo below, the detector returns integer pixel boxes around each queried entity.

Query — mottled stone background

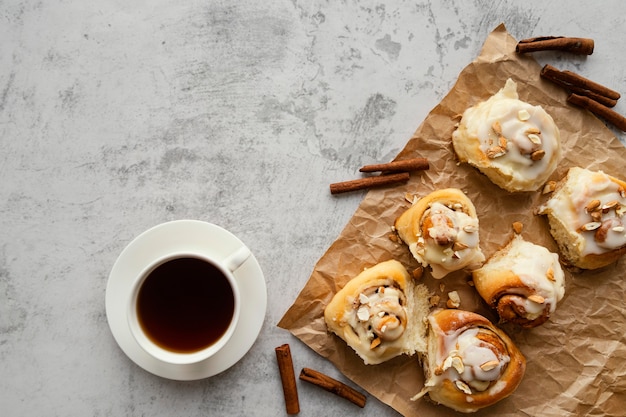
[1,1,625,416]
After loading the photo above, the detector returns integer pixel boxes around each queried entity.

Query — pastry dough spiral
[394,188,485,278]
[413,309,526,413]
[538,167,626,269]
[472,235,565,328]
[324,260,430,365]
[452,78,561,192]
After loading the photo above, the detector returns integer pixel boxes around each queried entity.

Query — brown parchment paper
[278,24,626,417]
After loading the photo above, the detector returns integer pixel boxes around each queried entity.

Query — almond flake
[370,337,382,349]
[525,127,541,135]
[455,380,473,395]
[498,136,508,149]
[542,181,557,194]
[517,109,531,121]
[357,306,370,321]
[463,224,478,233]
[528,133,542,145]
[602,200,619,212]
[451,356,464,374]
[530,149,545,161]
[612,226,625,232]
[359,293,370,304]
[546,267,555,281]
[486,146,506,159]
[480,360,500,372]
[453,241,469,251]
[512,221,523,234]
[528,294,545,304]
[585,199,601,212]
[580,222,602,231]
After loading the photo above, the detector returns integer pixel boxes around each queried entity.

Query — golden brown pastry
[324,260,431,365]
[394,188,485,279]
[452,78,561,192]
[538,167,626,269]
[472,235,565,328]
[412,309,526,413]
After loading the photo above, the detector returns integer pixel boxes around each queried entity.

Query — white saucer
[105,220,267,381]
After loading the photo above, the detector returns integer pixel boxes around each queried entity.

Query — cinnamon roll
[394,188,485,279]
[538,167,626,269]
[472,235,565,328]
[413,309,526,413]
[452,78,561,192]
[324,260,431,365]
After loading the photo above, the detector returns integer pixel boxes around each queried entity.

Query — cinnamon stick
[359,157,429,173]
[275,344,300,414]
[516,36,594,55]
[329,172,410,195]
[567,93,626,132]
[541,64,620,107]
[299,367,367,408]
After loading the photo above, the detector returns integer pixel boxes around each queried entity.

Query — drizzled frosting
[453,78,561,192]
[410,202,484,279]
[413,309,526,413]
[541,167,626,256]
[473,235,565,327]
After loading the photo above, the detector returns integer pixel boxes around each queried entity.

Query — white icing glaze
[506,237,565,319]
[346,284,407,344]
[454,78,561,191]
[543,167,626,255]
[409,202,484,279]
[428,315,510,394]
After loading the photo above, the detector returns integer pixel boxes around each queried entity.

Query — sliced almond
[452,241,469,251]
[388,233,398,242]
[369,337,381,349]
[528,294,545,304]
[455,380,473,395]
[480,360,500,372]
[527,133,542,145]
[546,267,555,282]
[585,199,601,213]
[512,221,523,234]
[580,222,602,232]
[602,200,619,212]
[498,136,508,149]
[525,127,541,135]
[450,356,464,374]
[590,211,603,223]
[463,224,478,233]
[542,181,557,194]
[530,149,545,161]
[357,306,370,321]
[517,109,531,121]
[612,226,625,233]
[486,146,506,159]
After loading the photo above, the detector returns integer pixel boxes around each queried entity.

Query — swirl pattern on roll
[472,234,565,328]
[324,260,431,365]
[413,309,526,413]
[395,188,485,279]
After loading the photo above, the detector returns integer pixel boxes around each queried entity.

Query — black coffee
[136,257,235,353]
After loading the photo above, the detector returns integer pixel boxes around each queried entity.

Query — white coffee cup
[126,245,250,365]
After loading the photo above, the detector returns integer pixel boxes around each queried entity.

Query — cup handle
[223,246,252,273]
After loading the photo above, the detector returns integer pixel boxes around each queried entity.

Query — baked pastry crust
[394,188,485,279]
[413,309,526,413]
[538,167,626,269]
[452,78,561,192]
[324,260,431,365]
[473,235,565,328]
